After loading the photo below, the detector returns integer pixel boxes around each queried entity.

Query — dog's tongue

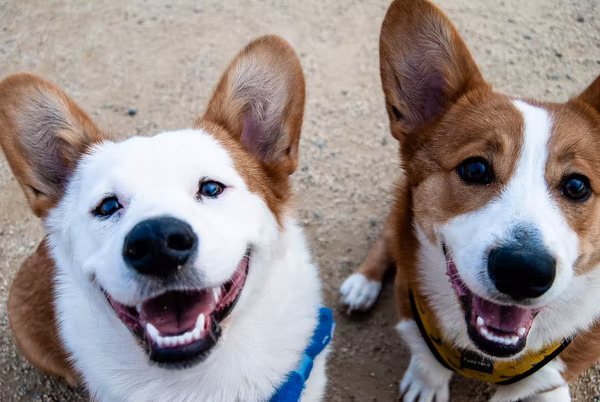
[472,295,533,332]
[139,290,216,335]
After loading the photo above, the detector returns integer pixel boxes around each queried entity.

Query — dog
[0,35,333,401]
[340,0,600,401]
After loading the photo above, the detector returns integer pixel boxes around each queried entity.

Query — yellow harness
[409,289,572,385]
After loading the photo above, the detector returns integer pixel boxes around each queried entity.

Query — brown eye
[93,197,122,217]
[198,181,225,198]
[562,174,591,202]
[457,158,493,185]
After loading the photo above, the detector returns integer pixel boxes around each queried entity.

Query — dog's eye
[562,174,591,202]
[198,181,225,198]
[457,158,492,185]
[93,197,122,217]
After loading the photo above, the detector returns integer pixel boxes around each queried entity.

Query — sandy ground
[0,0,599,400]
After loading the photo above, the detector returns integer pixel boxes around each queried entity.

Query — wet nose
[123,217,197,278]
[488,242,556,301]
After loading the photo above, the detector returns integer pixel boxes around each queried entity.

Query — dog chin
[101,250,250,369]
[443,245,543,358]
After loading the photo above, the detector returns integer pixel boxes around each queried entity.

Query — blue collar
[269,307,335,402]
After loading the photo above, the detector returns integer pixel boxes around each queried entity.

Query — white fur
[491,359,567,402]
[396,320,452,402]
[339,273,382,312]
[405,101,600,400]
[522,385,571,402]
[44,129,325,401]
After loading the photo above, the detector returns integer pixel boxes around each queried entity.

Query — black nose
[488,243,556,301]
[123,217,197,278]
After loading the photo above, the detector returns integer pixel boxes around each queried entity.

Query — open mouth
[103,251,250,368]
[444,245,540,358]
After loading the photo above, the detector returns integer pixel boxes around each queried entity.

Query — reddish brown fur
[7,240,80,385]
[199,35,305,224]
[353,0,600,390]
[0,73,107,218]
[0,35,304,384]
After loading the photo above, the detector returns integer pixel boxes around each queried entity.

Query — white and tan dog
[1,36,331,401]
[340,0,600,401]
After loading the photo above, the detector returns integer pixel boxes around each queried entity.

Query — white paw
[339,273,382,312]
[399,357,450,402]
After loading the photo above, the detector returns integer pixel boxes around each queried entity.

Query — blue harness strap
[269,308,335,402]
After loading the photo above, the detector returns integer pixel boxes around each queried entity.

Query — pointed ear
[577,75,600,113]
[0,73,106,217]
[379,0,488,142]
[201,35,305,175]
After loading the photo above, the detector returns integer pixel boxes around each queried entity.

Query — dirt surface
[0,0,599,400]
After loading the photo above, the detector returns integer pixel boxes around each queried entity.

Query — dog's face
[0,35,305,368]
[380,0,600,358]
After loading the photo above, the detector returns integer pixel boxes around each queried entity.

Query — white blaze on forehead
[435,101,578,309]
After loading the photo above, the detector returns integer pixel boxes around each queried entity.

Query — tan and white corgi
[340,1,600,401]
[0,36,332,401]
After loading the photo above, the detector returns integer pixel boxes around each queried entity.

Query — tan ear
[379,0,488,142]
[0,73,106,217]
[200,35,305,176]
[577,75,600,113]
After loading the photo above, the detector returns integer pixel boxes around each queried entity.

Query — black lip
[148,318,222,368]
[102,250,250,369]
[461,295,526,358]
[146,279,245,369]
[443,243,527,358]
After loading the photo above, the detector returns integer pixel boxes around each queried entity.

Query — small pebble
[576,15,585,23]
[128,109,137,116]
[523,34,532,40]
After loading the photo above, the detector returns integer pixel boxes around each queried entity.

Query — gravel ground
[0,0,599,400]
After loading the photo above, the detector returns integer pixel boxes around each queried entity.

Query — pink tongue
[472,295,533,332]
[139,290,215,335]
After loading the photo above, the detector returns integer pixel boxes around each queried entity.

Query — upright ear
[0,73,106,217]
[379,0,488,142]
[577,75,600,114]
[201,35,305,175]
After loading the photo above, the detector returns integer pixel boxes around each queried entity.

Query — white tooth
[511,336,519,344]
[481,327,489,336]
[146,323,160,340]
[192,327,201,340]
[157,338,165,348]
[177,335,186,346]
[477,316,484,326]
[518,327,526,336]
[136,304,142,313]
[213,287,221,302]
[196,314,205,330]
[183,332,193,344]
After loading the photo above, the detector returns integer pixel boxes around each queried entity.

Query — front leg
[396,320,453,402]
[490,358,568,402]
[339,213,395,312]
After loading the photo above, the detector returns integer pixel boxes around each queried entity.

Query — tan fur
[199,35,305,223]
[7,240,80,385]
[0,73,107,383]
[1,35,305,385]
[0,73,106,218]
[355,0,600,390]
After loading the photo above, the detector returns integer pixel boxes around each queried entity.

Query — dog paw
[399,357,450,402]
[339,273,381,313]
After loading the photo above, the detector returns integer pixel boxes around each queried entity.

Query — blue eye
[198,181,225,198]
[93,197,122,217]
